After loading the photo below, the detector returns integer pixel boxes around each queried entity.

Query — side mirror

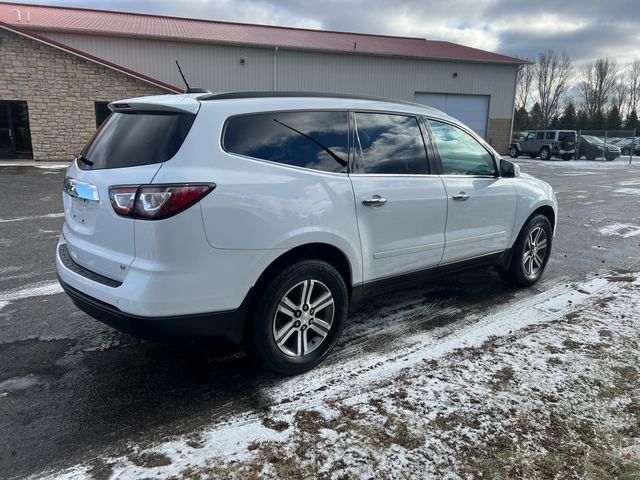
[500,159,520,178]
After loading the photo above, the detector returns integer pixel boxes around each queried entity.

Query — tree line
[514,50,640,134]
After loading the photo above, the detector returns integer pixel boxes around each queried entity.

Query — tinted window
[559,131,576,142]
[224,111,349,173]
[428,120,496,176]
[536,132,544,140]
[545,131,555,140]
[354,113,428,174]
[80,111,195,170]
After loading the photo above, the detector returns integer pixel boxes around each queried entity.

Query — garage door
[414,93,490,140]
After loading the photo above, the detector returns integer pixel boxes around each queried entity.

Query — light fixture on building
[453,72,458,78]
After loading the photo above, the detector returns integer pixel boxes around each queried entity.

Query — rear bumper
[58,275,250,344]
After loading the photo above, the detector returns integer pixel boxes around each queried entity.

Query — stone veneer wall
[487,118,512,155]
[0,29,169,161]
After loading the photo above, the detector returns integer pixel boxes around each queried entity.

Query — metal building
[0,1,525,160]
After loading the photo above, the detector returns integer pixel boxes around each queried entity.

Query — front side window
[354,113,428,174]
[428,119,496,176]
[223,111,349,173]
[526,132,536,141]
[536,132,544,140]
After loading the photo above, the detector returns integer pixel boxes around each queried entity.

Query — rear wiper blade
[76,154,93,166]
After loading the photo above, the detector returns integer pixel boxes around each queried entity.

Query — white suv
[56,92,557,374]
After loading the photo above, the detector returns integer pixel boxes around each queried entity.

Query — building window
[94,101,111,128]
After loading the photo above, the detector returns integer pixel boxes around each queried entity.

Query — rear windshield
[79,111,196,170]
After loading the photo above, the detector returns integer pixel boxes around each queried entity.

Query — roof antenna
[175,60,191,92]
[175,60,210,94]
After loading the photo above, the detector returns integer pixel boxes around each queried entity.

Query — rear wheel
[586,151,596,161]
[500,214,552,287]
[539,148,551,160]
[245,260,348,375]
[509,146,519,158]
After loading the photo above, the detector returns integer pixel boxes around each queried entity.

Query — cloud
[14,0,640,65]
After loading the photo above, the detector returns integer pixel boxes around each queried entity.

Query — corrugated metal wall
[43,32,517,119]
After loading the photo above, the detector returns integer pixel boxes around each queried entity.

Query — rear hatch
[62,96,199,283]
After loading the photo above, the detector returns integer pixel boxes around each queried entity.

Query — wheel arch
[241,242,354,342]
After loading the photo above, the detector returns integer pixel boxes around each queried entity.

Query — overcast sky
[15,0,640,65]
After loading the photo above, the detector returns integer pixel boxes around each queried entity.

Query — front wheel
[245,260,348,375]
[561,154,573,161]
[500,215,552,287]
[605,156,617,162]
[509,146,519,158]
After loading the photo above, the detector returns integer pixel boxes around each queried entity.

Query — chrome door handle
[452,192,470,201]
[362,195,387,206]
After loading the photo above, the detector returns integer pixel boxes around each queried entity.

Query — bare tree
[579,57,618,119]
[626,59,640,113]
[516,61,534,110]
[535,49,573,127]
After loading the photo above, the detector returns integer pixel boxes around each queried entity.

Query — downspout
[273,45,278,91]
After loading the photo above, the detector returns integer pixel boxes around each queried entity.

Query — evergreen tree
[513,106,530,132]
[549,114,561,129]
[560,102,577,130]
[605,105,623,131]
[529,102,543,129]
[591,108,606,130]
[576,109,590,131]
[624,109,640,133]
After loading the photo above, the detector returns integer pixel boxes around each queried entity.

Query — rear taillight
[108,184,215,220]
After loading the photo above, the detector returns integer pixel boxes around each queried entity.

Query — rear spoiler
[109,94,200,115]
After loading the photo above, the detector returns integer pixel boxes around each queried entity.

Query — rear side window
[354,113,428,174]
[223,111,349,173]
[80,111,195,170]
[545,131,555,140]
[428,119,496,176]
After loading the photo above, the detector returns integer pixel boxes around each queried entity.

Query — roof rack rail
[185,87,212,94]
[198,91,424,108]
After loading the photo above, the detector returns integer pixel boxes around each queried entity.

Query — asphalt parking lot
[1,157,639,478]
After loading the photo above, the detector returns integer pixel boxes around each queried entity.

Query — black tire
[561,154,573,161]
[500,214,553,288]
[539,148,551,160]
[586,151,596,161]
[245,259,348,375]
[509,146,519,158]
[606,156,616,162]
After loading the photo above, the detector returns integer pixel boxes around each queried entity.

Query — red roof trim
[0,20,182,92]
[0,1,526,65]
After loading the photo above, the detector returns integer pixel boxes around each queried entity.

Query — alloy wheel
[522,226,548,278]
[272,279,335,357]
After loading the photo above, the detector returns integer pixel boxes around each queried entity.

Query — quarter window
[545,131,555,140]
[354,113,428,174]
[223,111,349,173]
[428,119,496,176]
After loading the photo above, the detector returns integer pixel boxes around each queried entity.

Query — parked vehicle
[56,92,558,374]
[577,135,621,161]
[509,130,577,160]
[611,137,640,156]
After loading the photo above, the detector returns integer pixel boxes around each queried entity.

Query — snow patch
[613,187,640,195]
[0,212,64,223]
[0,280,64,311]
[598,223,640,238]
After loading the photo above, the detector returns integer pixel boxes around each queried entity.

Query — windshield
[79,111,196,170]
